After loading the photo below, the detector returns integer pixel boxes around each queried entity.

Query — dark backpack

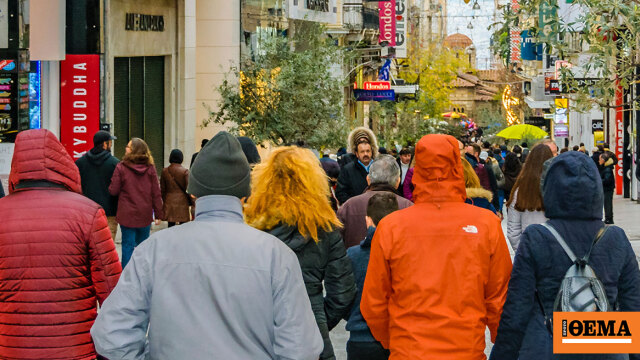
[536,223,611,333]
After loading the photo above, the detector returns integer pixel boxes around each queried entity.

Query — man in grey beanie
[91,132,323,360]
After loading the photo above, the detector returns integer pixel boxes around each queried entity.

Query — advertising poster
[395,0,407,58]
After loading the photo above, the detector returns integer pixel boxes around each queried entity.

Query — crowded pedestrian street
[3,0,640,359]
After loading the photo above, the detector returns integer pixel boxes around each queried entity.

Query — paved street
[114,196,640,359]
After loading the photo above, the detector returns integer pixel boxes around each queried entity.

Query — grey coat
[91,195,323,360]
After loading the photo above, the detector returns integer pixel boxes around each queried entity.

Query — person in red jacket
[0,129,122,360]
[109,137,163,268]
[361,134,512,359]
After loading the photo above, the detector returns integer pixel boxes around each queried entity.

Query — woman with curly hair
[109,137,163,268]
[244,146,356,360]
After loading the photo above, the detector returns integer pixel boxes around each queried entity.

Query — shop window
[114,56,165,173]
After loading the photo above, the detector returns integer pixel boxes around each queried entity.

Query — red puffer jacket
[0,129,122,360]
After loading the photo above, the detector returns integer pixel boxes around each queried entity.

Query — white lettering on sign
[617,120,624,176]
[73,88,87,96]
[74,151,86,158]
[73,126,87,133]
[73,101,87,108]
[73,75,86,83]
[73,138,86,146]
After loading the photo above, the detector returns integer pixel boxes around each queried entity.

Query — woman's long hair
[244,146,341,242]
[123,138,154,166]
[461,157,482,189]
[507,144,554,211]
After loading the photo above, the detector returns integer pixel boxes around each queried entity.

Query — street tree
[205,23,350,148]
[371,42,470,146]
[491,0,640,112]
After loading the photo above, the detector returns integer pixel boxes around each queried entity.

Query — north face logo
[463,225,478,234]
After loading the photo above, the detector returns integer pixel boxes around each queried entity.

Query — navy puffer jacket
[490,152,640,360]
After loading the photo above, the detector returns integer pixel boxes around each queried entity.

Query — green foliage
[205,23,350,148]
[491,0,640,110]
[371,43,471,147]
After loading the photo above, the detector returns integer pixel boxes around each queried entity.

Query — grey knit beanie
[187,131,251,199]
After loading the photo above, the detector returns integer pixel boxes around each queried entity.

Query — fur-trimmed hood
[348,127,378,158]
[466,187,493,202]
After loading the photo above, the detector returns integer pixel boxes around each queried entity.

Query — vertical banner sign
[510,0,521,64]
[379,0,396,46]
[615,81,624,195]
[539,0,558,42]
[395,0,407,58]
[60,55,100,159]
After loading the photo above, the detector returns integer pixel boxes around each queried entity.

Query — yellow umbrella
[496,124,548,140]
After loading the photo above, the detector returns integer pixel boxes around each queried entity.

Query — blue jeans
[120,225,151,268]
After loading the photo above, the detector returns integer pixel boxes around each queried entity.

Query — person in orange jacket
[360,134,513,359]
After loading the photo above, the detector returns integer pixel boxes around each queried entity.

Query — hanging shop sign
[60,54,100,159]
[591,119,603,133]
[395,0,407,58]
[539,0,558,42]
[615,82,623,194]
[554,125,568,137]
[379,0,396,46]
[125,13,165,32]
[363,81,391,90]
[354,89,395,101]
[521,30,543,61]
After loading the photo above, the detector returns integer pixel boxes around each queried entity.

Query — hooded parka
[490,152,640,360]
[0,129,121,360]
[361,134,512,359]
[75,148,120,216]
[109,161,163,228]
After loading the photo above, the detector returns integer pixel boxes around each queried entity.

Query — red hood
[8,129,81,194]
[412,134,466,204]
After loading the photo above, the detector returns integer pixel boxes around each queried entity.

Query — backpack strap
[584,226,609,262]
[541,223,577,263]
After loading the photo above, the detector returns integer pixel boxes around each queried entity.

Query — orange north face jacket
[361,134,512,359]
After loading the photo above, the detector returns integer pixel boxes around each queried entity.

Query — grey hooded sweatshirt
[91,195,323,360]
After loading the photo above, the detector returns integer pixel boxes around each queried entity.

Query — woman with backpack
[506,144,554,251]
[160,149,191,227]
[490,152,640,360]
[109,137,163,268]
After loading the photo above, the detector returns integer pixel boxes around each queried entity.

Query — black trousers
[347,341,390,360]
[604,189,614,223]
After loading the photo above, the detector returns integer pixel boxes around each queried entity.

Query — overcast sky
[447,0,498,69]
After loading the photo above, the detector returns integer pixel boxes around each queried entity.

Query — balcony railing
[343,5,379,31]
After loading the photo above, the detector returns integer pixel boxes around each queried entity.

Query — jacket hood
[86,149,112,166]
[123,161,154,175]
[543,152,603,220]
[348,127,378,158]
[412,134,466,204]
[466,187,493,201]
[9,129,81,194]
[269,224,310,251]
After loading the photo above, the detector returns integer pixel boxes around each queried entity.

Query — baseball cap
[93,130,117,146]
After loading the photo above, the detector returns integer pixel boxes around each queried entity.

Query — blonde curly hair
[244,146,341,242]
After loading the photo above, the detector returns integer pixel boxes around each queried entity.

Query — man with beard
[336,127,379,205]
[76,130,120,240]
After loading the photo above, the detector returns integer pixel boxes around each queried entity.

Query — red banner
[364,81,391,90]
[60,54,100,160]
[615,81,623,195]
[379,0,396,46]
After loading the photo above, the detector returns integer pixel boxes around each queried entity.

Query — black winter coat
[270,225,356,360]
[335,160,369,205]
[490,152,640,360]
[75,149,120,216]
[601,162,615,192]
